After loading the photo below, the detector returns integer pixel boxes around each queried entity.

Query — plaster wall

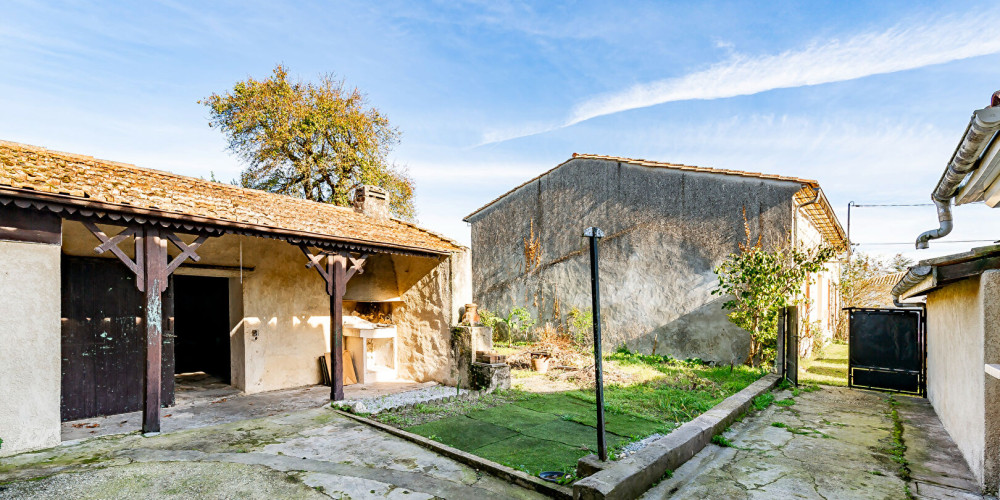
[0,240,61,456]
[393,251,470,384]
[468,158,801,362]
[982,271,1000,493]
[926,275,991,490]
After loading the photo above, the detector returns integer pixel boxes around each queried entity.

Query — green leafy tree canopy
[201,64,415,219]
[712,210,835,366]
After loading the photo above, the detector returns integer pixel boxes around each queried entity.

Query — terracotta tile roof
[464,153,848,251]
[0,141,462,254]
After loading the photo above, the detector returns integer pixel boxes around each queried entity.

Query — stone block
[450,326,493,389]
[470,362,510,392]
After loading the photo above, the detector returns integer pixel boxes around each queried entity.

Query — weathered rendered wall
[926,276,988,490]
[469,158,799,363]
[982,271,1000,493]
[394,251,470,384]
[0,240,61,456]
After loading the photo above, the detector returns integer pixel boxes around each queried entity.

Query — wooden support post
[330,254,345,401]
[300,246,367,402]
[84,221,208,434]
[141,226,167,434]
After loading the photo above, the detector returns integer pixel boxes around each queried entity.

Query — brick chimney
[353,185,390,220]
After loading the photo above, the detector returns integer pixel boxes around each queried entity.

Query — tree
[712,210,835,366]
[887,253,915,273]
[201,65,416,219]
[479,307,536,346]
[834,252,910,340]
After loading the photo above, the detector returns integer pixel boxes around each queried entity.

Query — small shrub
[567,307,594,346]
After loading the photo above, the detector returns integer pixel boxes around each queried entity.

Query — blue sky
[3,1,1000,260]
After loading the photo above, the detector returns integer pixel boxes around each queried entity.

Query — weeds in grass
[775,399,795,407]
[752,392,775,411]
[711,434,735,447]
[885,396,914,499]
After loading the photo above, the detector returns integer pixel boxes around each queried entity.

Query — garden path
[641,386,984,499]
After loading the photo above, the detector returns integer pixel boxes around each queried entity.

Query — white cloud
[481,10,1000,145]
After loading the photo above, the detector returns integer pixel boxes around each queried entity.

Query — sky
[3,0,1000,262]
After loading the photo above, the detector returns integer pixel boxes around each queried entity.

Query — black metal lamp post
[584,226,607,461]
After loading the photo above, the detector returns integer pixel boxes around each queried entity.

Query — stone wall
[0,239,61,456]
[926,271,1000,493]
[468,158,800,363]
[393,252,471,384]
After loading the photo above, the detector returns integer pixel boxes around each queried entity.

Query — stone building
[0,140,470,456]
[464,154,847,363]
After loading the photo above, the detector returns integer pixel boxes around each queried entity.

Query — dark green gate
[846,308,925,396]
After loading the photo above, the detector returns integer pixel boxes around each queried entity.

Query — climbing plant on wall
[713,209,835,366]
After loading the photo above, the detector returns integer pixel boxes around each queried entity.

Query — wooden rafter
[84,221,145,290]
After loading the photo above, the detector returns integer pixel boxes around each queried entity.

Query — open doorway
[173,275,231,385]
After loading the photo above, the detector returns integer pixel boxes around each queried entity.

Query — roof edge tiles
[463,153,847,251]
[0,140,463,255]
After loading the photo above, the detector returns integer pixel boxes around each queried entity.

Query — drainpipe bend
[916,107,1000,249]
[891,266,932,308]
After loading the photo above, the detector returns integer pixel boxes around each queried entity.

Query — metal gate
[847,308,925,396]
[776,306,798,385]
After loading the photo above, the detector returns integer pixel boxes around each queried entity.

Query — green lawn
[375,354,767,478]
[799,342,848,386]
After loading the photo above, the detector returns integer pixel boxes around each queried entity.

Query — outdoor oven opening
[342,300,399,384]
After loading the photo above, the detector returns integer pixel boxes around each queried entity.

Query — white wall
[0,240,61,456]
[926,275,991,490]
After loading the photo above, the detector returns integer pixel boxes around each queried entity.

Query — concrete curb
[572,373,781,500]
[334,409,573,499]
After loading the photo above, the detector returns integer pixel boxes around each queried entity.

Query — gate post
[775,308,786,379]
[785,306,799,386]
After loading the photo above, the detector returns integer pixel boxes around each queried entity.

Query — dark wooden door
[61,256,174,421]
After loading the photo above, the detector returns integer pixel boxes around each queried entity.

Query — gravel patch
[341,384,473,414]
[614,433,667,459]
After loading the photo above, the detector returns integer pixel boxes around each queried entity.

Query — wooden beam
[84,221,144,290]
[330,254,345,401]
[83,221,211,433]
[141,226,167,434]
[936,256,1000,286]
[0,204,62,244]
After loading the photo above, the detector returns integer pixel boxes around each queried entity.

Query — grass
[799,342,848,386]
[374,352,767,478]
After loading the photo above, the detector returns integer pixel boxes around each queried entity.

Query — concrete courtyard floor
[2,406,545,499]
[62,375,442,441]
[641,386,985,499]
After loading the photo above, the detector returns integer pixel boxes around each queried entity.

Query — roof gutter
[915,93,1000,249]
[890,265,932,307]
